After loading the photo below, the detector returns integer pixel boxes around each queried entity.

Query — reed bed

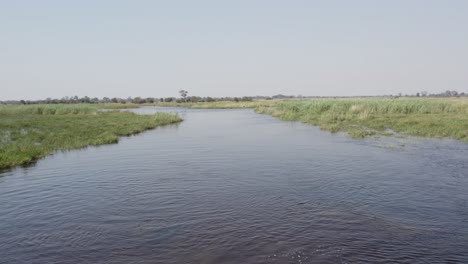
[255,98,468,142]
[0,103,139,116]
[0,104,98,115]
[154,97,468,141]
[152,100,282,109]
[0,104,181,169]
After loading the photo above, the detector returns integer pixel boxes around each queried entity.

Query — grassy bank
[256,98,468,142]
[0,104,181,169]
[154,98,468,142]
[152,100,282,109]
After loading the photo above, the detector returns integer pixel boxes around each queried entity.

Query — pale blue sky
[1,0,467,100]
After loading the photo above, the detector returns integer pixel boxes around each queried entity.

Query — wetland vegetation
[256,98,468,142]
[0,104,181,169]
[152,100,280,109]
[155,97,468,142]
[2,97,467,170]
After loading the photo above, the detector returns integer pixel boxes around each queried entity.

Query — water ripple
[1,108,467,263]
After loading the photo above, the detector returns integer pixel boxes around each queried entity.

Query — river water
[1,107,467,263]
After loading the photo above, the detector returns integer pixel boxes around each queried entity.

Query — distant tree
[416,92,420,97]
[132,97,142,104]
[81,96,91,103]
[179,90,188,102]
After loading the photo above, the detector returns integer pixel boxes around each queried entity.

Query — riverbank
[151,100,281,109]
[256,98,468,142]
[0,104,182,169]
[154,97,468,142]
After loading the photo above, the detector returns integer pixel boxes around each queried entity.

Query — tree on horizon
[179,90,188,102]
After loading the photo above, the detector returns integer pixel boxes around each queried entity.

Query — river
[1,107,467,263]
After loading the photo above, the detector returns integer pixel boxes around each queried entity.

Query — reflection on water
[1,107,467,263]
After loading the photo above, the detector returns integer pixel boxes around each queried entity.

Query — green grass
[255,98,468,142]
[152,98,468,142]
[2,98,466,169]
[151,100,283,109]
[99,103,140,109]
[0,103,140,115]
[154,98,468,142]
[0,104,181,169]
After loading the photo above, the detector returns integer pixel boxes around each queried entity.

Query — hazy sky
[1,0,467,100]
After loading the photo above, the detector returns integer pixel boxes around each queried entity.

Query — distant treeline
[1,91,467,105]
[394,90,467,98]
[1,95,289,105]
[2,95,256,105]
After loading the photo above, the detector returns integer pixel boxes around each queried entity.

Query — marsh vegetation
[155,97,468,142]
[256,98,468,142]
[153,100,280,109]
[0,104,181,169]
[2,97,467,169]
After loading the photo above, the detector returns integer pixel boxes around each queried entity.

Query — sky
[1,0,467,100]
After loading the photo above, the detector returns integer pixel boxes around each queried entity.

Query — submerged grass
[255,98,468,142]
[0,104,181,169]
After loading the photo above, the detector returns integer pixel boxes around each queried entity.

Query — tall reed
[255,98,468,142]
[0,105,182,169]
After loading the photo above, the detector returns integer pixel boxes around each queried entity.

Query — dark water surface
[1,107,468,263]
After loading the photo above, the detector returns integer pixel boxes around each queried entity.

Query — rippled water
[1,107,467,263]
